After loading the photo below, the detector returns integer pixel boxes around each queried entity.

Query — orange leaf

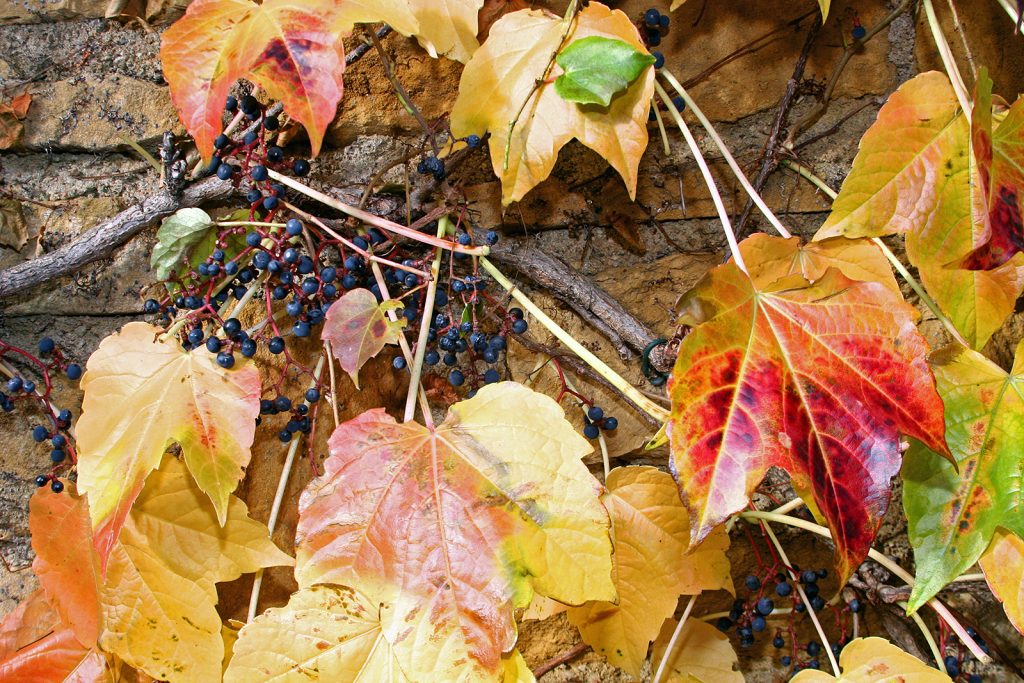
[0,590,60,656]
[979,528,1024,635]
[30,488,102,648]
[321,288,404,388]
[0,626,110,683]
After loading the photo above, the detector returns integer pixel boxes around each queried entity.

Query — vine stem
[323,340,340,430]
[653,82,747,273]
[651,103,672,156]
[403,218,447,423]
[652,593,699,683]
[215,221,286,228]
[266,169,488,256]
[658,70,793,240]
[478,257,669,423]
[247,352,326,622]
[781,160,971,348]
[740,510,991,663]
[922,0,972,117]
[899,600,946,671]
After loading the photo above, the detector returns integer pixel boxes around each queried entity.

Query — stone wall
[1,0,1022,680]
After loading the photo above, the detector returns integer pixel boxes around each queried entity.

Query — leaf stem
[658,71,793,240]
[652,593,699,683]
[247,352,326,622]
[781,159,971,348]
[651,103,672,156]
[899,600,946,671]
[995,0,1023,29]
[478,256,669,423]
[740,509,992,663]
[403,218,447,423]
[266,169,488,256]
[921,0,972,116]
[653,82,747,273]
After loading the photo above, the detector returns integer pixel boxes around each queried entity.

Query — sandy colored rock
[0,0,107,23]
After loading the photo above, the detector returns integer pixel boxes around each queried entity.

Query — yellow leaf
[791,637,952,682]
[651,618,744,682]
[100,457,291,683]
[76,322,261,562]
[331,0,419,37]
[567,466,732,677]
[979,528,1024,635]
[450,2,654,204]
[501,649,536,683]
[408,0,484,63]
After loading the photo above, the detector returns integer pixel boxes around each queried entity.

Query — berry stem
[740,509,992,663]
[899,600,946,672]
[921,0,972,116]
[653,82,748,274]
[658,70,792,239]
[478,256,669,423]
[403,218,447,424]
[652,593,699,683]
[781,159,971,349]
[266,169,488,256]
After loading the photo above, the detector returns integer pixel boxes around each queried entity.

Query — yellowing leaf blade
[408,0,483,63]
[322,289,404,388]
[980,528,1024,635]
[651,618,743,682]
[791,637,952,682]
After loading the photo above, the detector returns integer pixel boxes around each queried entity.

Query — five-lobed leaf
[76,322,261,564]
[790,637,951,682]
[815,71,1024,349]
[321,288,405,388]
[451,2,655,204]
[650,617,743,682]
[554,36,655,107]
[150,208,214,281]
[566,466,732,677]
[296,382,613,681]
[902,340,1024,612]
[979,528,1024,635]
[668,235,947,583]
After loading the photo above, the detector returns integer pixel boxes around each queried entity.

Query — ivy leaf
[790,637,952,682]
[566,466,732,677]
[668,235,947,582]
[296,382,613,680]
[961,69,1024,270]
[150,208,214,281]
[100,457,292,682]
[554,36,655,107]
[321,288,405,389]
[650,618,743,682]
[451,2,655,204]
[76,322,261,564]
[740,234,900,294]
[980,529,1024,635]
[408,0,484,63]
[815,71,1024,349]
[902,340,1024,611]
[160,0,419,160]
[30,488,102,648]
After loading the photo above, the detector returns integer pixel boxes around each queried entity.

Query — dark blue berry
[583,423,600,439]
[602,416,618,430]
[773,635,785,649]
[38,337,55,354]
[144,298,160,314]
[216,163,234,181]
[225,95,238,112]
[246,188,263,203]
[801,570,818,584]
[943,656,959,677]
[50,434,66,449]
[278,430,292,443]
[745,575,761,591]
[588,405,605,422]
[243,131,258,146]
[644,8,660,26]
[205,337,221,353]
[7,377,22,392]
[512,319,528,334]
[293,159,310,176]
[214,134,229,149]
[50,480,64,493]
[780,656,791,666]
[852,25,867,40]
[263,196,279,210]
[240,339,257,357]
[806,642,821,657]
[267,337,285,354]
[776,582,792,597]
[264,116,279,131]
[756,598,774,616]
[66,364,82,380]
[848,598,861,613]
[466,134,481,147]
[393,356,407,370]
[57,409,72,425]
[751,616,766,632]
[50,449,66,463]
[449,370,465,387]
[251,165,269,182]
[35,475,48,487]
[293,321,311,337]
[217,352,235,369]
[652,51,665,69]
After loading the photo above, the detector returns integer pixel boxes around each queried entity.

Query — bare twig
[531,642,591,678]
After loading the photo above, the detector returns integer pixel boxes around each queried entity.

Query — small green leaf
[555,36,655,107]
[150,208,214,280]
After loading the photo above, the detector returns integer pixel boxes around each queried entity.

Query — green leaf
[150,208,214,280]
[555,36,655,107]
[902,340,1024,612]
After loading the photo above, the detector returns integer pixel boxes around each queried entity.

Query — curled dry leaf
[668,235,947,583]
[0,92,31,150]
[790,637,952,682]
[296,382,613,681]
[76,322,261,564]
[567,466,732,677]
[321,288,405,388]
[451,2,655,204]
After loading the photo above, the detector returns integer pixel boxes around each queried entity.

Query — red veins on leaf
[667,236,948,582]
[962,69,1024,270]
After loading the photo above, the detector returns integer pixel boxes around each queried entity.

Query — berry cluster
[582,404,618,439]
[938,627,989,682]
[641,7,670,47]
[415,134,481,182]
[0,337,81,492]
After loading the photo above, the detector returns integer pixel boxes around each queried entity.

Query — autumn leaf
[815,71,1024,349]
[790,637,951,682]
[450,2,655,204]
[0,623,111,683]
[160,0,419,160]
[477,0,529,40]
[30,488,102,648]
[668,235,947,582]
[740,233,900,294]
[408,0,484,63]
[650,618,743,682]
[961,69,1024,270]
[979,528,1024,635]
[566,466,732,677]
[0,590,60,656]
[322,288,405,388]
[296,382,613,680]
[150,208,214,280]
[101,456,292,682]
[76,322,261,563]
[902,340,1024,612]
[0,92,31,150]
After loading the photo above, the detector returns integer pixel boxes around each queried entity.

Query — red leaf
[668,236,947,581]
[0,626,108,683]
